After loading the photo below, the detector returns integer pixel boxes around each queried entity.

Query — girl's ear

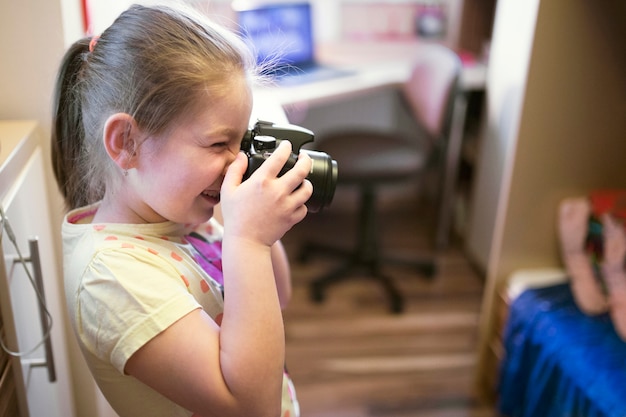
[102,113,138,171]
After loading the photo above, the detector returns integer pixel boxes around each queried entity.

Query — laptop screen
[236,2,315,69]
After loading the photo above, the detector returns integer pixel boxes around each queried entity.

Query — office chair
[299,44,462,313]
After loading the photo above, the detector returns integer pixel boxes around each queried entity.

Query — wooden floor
[280,190,497,417]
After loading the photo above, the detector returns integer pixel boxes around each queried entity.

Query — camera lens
[241,122,338,212]
[303,150,338,213]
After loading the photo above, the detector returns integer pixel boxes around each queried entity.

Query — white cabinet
[0,121,75,417]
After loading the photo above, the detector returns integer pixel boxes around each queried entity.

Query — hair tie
[89,35,100,53]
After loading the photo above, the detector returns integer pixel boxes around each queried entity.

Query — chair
[299,44,462,313]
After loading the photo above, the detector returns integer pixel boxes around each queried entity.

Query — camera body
[241,120,338,212]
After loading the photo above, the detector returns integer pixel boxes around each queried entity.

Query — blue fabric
[498,283,626,417]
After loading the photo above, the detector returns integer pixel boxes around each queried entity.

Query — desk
[255,40,486,107]
[254,40,487,249]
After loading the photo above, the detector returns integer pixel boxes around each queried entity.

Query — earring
[123,169,128,177]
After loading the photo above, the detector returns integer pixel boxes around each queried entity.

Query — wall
[193,0,466,46]
[469,0,626,398]
[0,0,80,270]
[464,0,539,273]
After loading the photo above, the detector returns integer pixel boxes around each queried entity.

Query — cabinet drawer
[0,122,76,417]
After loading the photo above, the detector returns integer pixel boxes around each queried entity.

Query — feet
[558,198,609,315]
[601,214,626,340]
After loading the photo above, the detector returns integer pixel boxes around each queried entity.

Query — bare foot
[558,198,608,315]
[601,214,626,340]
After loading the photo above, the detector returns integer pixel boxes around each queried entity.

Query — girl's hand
[220,140,313,246]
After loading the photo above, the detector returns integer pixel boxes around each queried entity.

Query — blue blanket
[498,283,626,417]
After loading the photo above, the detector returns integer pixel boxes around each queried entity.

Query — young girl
[51,4,311,417]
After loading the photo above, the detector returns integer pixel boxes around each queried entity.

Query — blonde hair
[52,4,257,209]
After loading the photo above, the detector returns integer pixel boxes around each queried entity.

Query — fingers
[222,152,248,190]
[220,142,313,242]
[268,147,312,217]
[256,140,293,178]
[287,150,313,193]
[247,140,313,199]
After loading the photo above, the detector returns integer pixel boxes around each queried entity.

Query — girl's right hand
[220,140,313,247]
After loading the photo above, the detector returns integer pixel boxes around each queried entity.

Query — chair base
[300,183,437,313]
[300,242,437,314]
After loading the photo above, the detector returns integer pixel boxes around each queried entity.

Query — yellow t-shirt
[63,203,299,417]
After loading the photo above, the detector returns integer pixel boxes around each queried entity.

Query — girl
[51,4,311,417]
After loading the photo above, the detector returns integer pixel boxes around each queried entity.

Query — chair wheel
[390,298,404,314]
[298,243,312,264]
[421,263,437,278]
[310,282,325,303]
[298,250,310,264]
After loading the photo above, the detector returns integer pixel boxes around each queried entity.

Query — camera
[241,120,338,213]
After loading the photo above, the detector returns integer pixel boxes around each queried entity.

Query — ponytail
[51,38,92,210]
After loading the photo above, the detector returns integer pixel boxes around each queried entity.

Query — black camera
[241,120,338,213]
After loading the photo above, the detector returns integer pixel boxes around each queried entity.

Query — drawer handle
[0,207,57,383]
[25,238,57,383]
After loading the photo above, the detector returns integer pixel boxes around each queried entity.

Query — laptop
[234,1,353,86]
